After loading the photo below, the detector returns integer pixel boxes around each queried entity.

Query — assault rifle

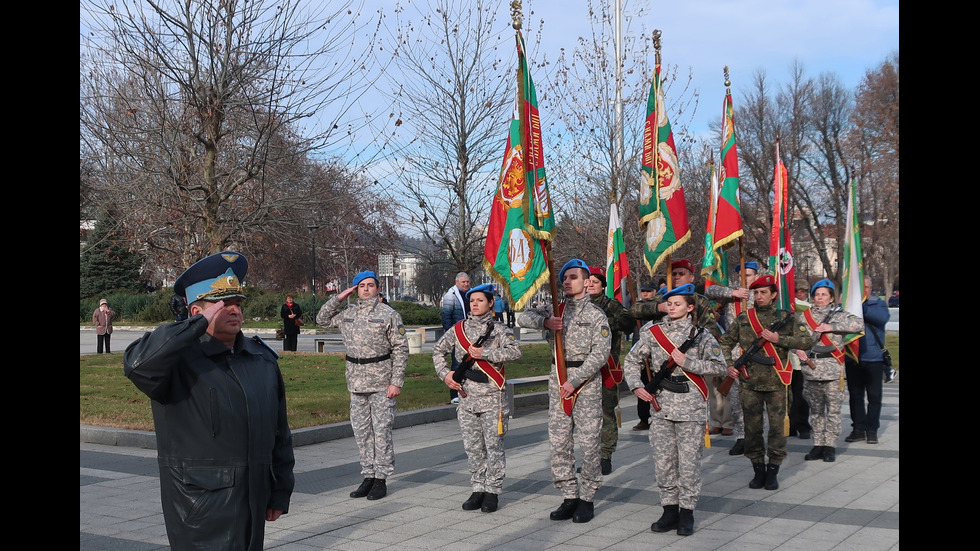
[644,326,704,412]
[719,311,794,396]
[803,305,842,369]
[452,323,495,397]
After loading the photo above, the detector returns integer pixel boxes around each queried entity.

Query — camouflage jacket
[433,312,522,403]
[589,294,634,362]
[317,295,409,393]
[623,316,727,421]
[719,303,812,392]
[518,294,611,391]
[629,292,721,339]
[797,304,864,382]
[704,283,755,332]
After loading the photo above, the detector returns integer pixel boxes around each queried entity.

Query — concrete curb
[80,391,550,450]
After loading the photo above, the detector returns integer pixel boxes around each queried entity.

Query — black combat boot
[550,498,579,521]
[822,447,836,462]
[844,429,866,442]
[728,438,744,456]
[572,499,594,523]
[600,458,612,475]
[804,446,825,461]
[366,478,387,500]
[650,504,679,532]
[676,508,695,536]
[462,492,485,510]
[481,493,499,513]
[350,478,375,498]
[764,463,780,490]
[749,463,767,489]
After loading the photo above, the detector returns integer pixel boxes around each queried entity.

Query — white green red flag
[769,142,795,313]
[840,178,865,359]
[605,203,630,304]
[638,46,690,276]
[700,162,727,287]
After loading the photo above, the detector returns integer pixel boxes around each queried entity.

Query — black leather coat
[123,315,295,550]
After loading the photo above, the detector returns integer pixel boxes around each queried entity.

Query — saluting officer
[433,283,522,513]
[518,259,611,524]
[719,274,812,491]
[586,266,635,476]
[623,283,727,536]
[317,270,409,501]
[796,279,864,463]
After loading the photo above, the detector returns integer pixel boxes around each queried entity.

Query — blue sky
[521,0,899,135]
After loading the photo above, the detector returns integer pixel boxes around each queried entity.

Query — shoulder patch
[251,335,280,359]
[712,344,722,356]
[600,326,610,338]
[398,325,406,335]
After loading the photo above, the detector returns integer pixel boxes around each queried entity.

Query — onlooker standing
[280,294,303,352]
[442,272,471,404]
[318,270,409,501]
[493,293,506,322]
[92,299,116,354]
[844,276,891,445]
[123,250,295,551]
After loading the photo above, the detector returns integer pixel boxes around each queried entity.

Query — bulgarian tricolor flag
[482,30,552,310]
[703,85,744,286]
[700,162,727,287]
[605,203,630,304]
[638,31,690,276]
[769,141,795,313]
[840,178,865,359]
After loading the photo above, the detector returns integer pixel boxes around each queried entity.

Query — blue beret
[558,259,589,283]
[466,283,495,301]
[662,283,695,300]
[352,270,379,287]
[810,278,835,297]
[175,251,248,304]
[734,261,760,273]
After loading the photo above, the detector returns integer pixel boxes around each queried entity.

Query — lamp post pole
[308,224,320,307]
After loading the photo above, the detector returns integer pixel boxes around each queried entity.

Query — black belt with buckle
[564,360,584,368]
[345,353,391,364]
[810,352,836,359]
[661,375,690,393]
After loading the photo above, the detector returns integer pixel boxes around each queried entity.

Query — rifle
[802,305,842,369]
[452,322,496,397]
[644,326,704,412]
[719,311,794,396]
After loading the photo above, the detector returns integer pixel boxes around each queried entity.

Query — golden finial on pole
[511,0,522,30]
[653,29,662,64]
[724,66,731,94]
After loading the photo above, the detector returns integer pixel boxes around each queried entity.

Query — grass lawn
[80,336,899,432]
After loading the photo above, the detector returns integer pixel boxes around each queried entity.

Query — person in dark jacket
[843,276,891,445]
[280,294,303,351]
[123,251,295,551]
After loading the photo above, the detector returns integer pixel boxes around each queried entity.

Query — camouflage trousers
[458,401,510,495]
[739,386,788,465]
[729,378,745,439]
[649,419,705,510]
[600,383,620,460]
[803,379,845,447]
[350,391,396,479]
[549,384,602,501]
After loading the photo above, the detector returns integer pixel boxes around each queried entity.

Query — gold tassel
[498,409,504,435]
[616,403,622,428]
[704,421,711,449]
[784,389,791,436]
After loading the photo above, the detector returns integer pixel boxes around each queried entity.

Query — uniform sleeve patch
[398,326,406,335]
[600,327,610,338]
[712,345,722,356]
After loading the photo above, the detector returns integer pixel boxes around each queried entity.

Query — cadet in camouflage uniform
[518,259,611,524]
[316,270,408,501]
[795,279,864,463]
[434,284,522,513]
[623,283,726,536]
[719,275,812,491]
[586,266,635,476]
[703,261,761,456]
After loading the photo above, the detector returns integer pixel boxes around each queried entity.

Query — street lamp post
[308,224,320,307]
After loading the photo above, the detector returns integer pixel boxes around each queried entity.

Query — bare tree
[80,0,388,277]
[365,0,518,280]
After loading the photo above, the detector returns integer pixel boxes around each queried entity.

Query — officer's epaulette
[251,335,281,359]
